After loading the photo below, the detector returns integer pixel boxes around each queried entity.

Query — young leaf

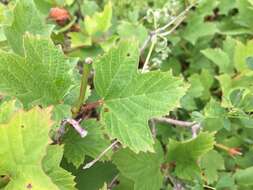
[4,0,53,55]
[0,107,58,189]
[85,1,112,36]
[167,132,215,180]
[43,145,77,190]
[0,34,73,108]
[113,143,164,190]
[117,21,148,45]
[202,48,232,73]
[181,0,218,44]
[63,120,111,168]
[234,40,253,72]
[234,166,253,186]
[94,40,187,152]
[200,150,225,184]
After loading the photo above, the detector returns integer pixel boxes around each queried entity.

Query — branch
[108,174,119,190]
[83,140,119,169]
[62,118,88,137]
[154,117,201,138]
[154,2,195,34]
[140,2,197,54]
[153,117,195,127]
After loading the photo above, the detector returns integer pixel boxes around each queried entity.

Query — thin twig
[108,174,119,190]
[154,3,195,34]
[203,185,216,190]
[140,2,197,55]
[154,117,195,127]
[62,118,88,137]
[54,16,77,34]
[140,34,151,53]
[83,140,119,169]
[142,35,156,73]
[154,117,201,138]
[159,15,186,37]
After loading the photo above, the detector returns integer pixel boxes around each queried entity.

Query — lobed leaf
[94,40,187,152]
[0,34,74,108]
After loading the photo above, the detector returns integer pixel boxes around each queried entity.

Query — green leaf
[62,160,117,190]
[63,119,111,168]
[52,104,72,122]
[0,34,73,108]
[202,48,232,74]
[94,40,187,152]
[246,57,253,70]
[117,21,148,45]
[234,0,253,30]
[114,175,134,190]
[43,145,76,190]
[200,150,225,184]
[69,32,92,48]
[0,107,59,189]
[234,40,253,73]
[234,167,253,186]
[113,143,164,190]
[4,0,53,55]
[181,0,218,44]
[85,1,112,36]
[203,99,230,131]
[167,132,215,180]
[0,100,18,124]
[216,173,236,190]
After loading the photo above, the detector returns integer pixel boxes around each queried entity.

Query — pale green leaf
[63,119,111,168]
[181,0,219,44]
[0,107,59,189]
[234,40,253,73]
[202,48,232,73]
[234,166,253,186]
[94,40,187,152]
[43,145,76,190]
[167,132,215,180]
[69,32,92,48]
[201,150,225,184]
[4,0,53,55]
[117,21,148,45]
[85,1,112,36]
[113,143,164,190]
[0,34,73,108]
[203,99,230,131]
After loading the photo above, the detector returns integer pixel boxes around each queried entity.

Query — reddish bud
[49,7,70,23]
[228,148,242,156]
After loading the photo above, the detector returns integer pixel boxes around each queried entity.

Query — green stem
[142,37,156,73]
[54,16,77,35]
[72,63,91,117]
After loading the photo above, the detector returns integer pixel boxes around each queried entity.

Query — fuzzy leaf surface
[4,0,52,55]
[0,34,73,108]
[94,40,187,152]
[113,143,164,190]
[43,145,77,190]
[63,120,111,168]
